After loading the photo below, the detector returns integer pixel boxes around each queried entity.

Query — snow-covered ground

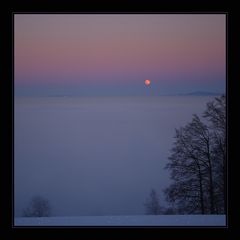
[14,215,226,226]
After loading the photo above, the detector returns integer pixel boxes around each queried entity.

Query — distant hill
[176,91,224,96]
[47,94,73,97]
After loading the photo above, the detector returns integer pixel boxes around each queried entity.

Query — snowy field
[14,96,218,217]
[14,215,226,226]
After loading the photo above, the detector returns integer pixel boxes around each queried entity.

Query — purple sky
[14,14,226,96]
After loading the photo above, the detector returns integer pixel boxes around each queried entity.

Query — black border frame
[1,2,239,240]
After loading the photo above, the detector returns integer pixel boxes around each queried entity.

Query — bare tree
[164,96,226,214]
[164,117,211,214]
[144,189,162,215]
[203,95,226,132]
[22,195,51,217]
[203,95,226,213]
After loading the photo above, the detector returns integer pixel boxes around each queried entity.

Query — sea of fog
[14,96,216,217]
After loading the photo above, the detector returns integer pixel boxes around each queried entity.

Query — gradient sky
[14,14,226,96]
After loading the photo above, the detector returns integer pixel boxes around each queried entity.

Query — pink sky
[14,14,226,95]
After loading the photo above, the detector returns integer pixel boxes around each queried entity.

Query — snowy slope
[14,215,226,226]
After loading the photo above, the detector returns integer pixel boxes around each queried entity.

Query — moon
[145,79,151,86]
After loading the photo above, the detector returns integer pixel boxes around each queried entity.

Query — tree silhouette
[203,95,226,213]
[164,96,226,214]
[22,195,51,217]
[144,189,162,215]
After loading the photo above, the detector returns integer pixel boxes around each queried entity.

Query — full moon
[145,79,151,86]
